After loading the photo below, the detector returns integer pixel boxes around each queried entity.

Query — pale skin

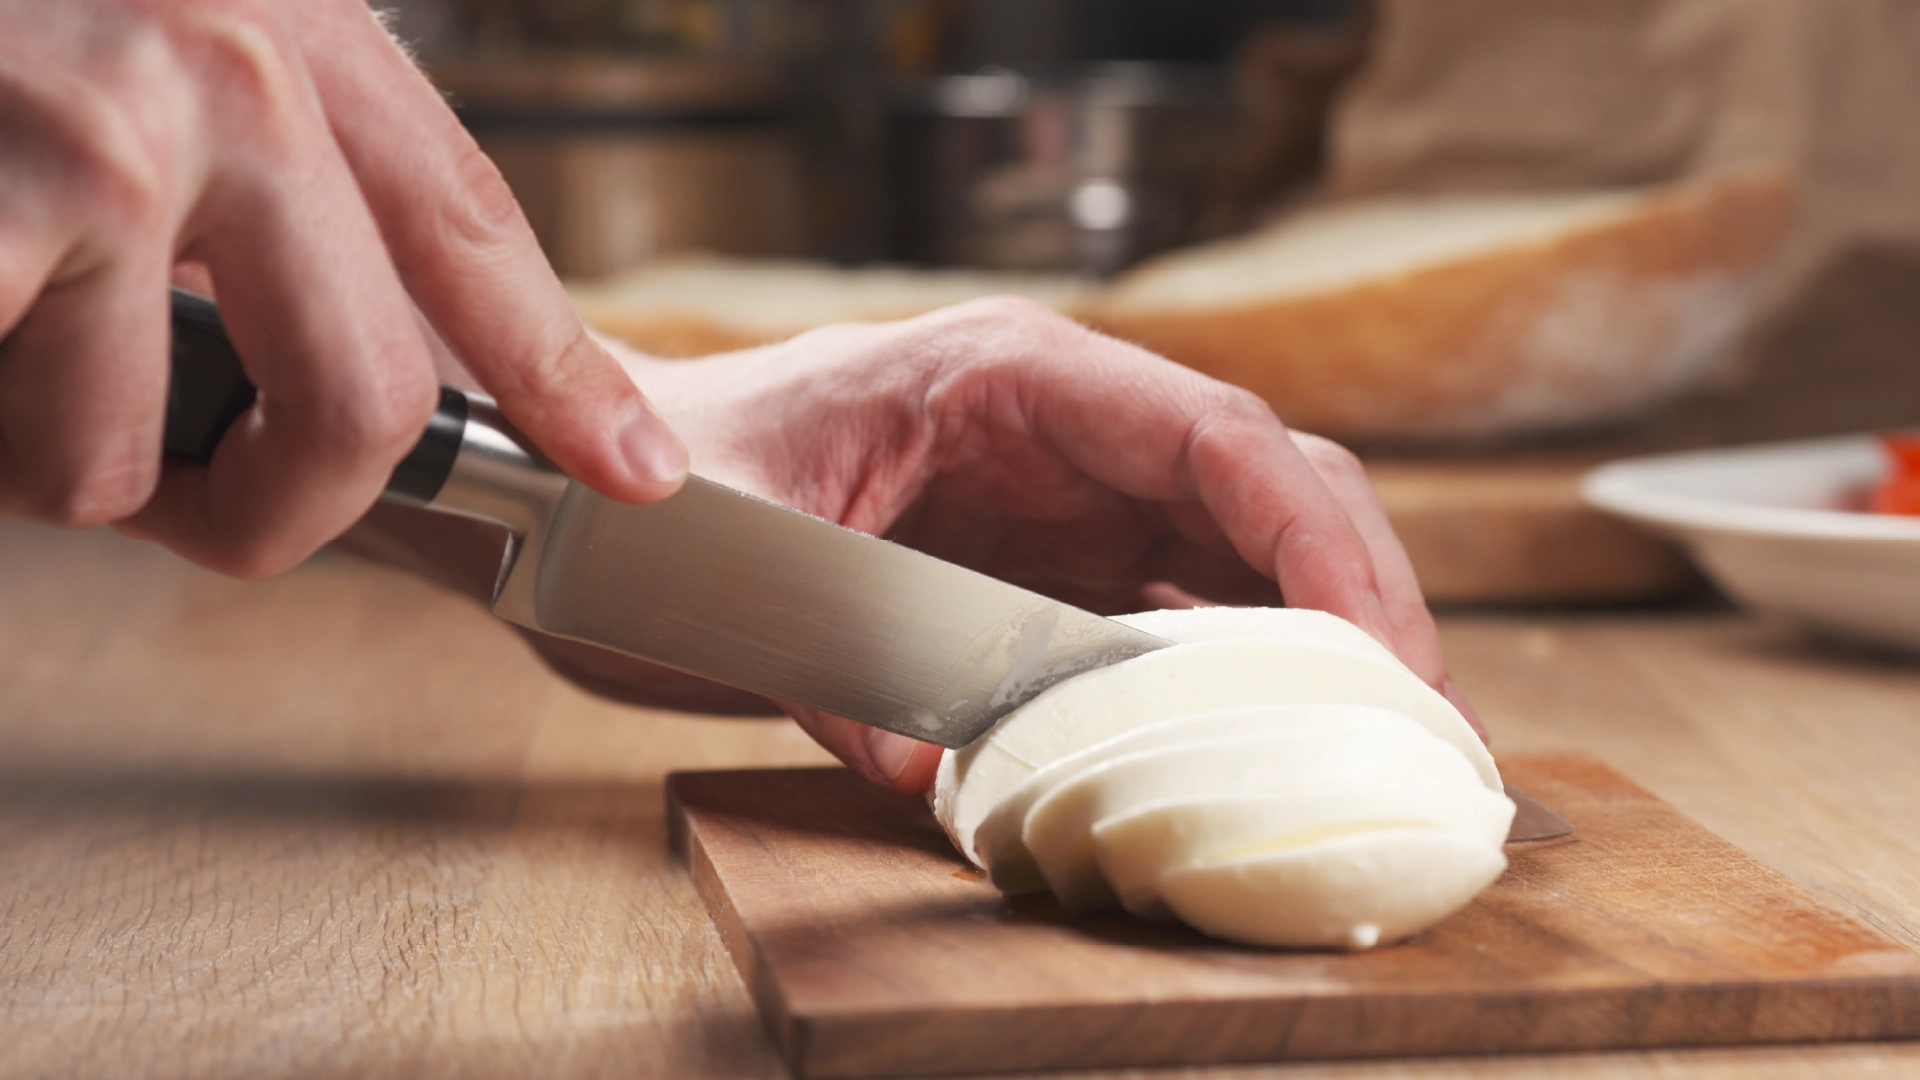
[1,0,1480,796]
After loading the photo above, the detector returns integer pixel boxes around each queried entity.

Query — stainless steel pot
[883,64,1236,277]
[436,56,805,279]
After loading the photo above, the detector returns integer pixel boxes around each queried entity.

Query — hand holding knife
[168,288,1569,840]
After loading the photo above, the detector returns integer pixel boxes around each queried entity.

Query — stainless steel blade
[1505,783,1574,842]
[499,476,1173,748]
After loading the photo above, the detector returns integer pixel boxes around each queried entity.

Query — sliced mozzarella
[1092,786,1517,920]
[974,704,1417,893]
[1157,829,1509,950]
[935,635,1498,865]
[1021,721,1481,911]
[927,606,1515,951]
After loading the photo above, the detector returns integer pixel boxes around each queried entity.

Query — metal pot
[435,56,805,279]
[883,64,1237,277]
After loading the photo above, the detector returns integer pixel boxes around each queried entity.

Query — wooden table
[4,520,1920,1079]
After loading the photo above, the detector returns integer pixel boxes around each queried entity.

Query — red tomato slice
[1882,432,1920,475]
[1871,476,1920,516]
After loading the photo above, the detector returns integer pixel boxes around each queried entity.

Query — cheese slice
[1021,719,1481,911]
[1157,829,1510,950]
[973,703,1415,893]
[1093,786,1516,920]
[935,625,1499,869]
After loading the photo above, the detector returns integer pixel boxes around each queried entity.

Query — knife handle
[166,288,468,505]
[165,287,563,531]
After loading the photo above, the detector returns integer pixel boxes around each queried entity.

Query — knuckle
[85,156,167,233]
[378,356,443,435]
[455,140,527,235]
[501,317,607,408]
[1212,384,1280,428]
[64,117,159,220]
[967,294,1056,320]
[237,544,309,579]
[1180,386,1280,464]
[936,295,1086,380]
[330,365,438,461]
[16,85,169,233]
[204,538,306,581]
[788,320,871,352]
[783,321,891,378]
[1293,430,1365,479]
[0,6,231,235]
[174,1,310,142]
[28,456,156,528]
[282,334,439,469]
[423,139,529,257]
[955,294,1074,337]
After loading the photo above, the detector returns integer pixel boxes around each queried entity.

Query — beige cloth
[1320,0,1920,437]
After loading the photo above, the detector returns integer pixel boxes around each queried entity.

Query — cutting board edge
[668,773,809,1069]
[780,974,1920,1079]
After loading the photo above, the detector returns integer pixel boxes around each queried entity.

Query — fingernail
[621,405,689,487]
[865,727,919,782]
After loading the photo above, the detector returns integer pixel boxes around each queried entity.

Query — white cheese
[931,607,1514,950]
[972,704,1417,893]
[1156,829,1509,950]
[1093,785,1517,921]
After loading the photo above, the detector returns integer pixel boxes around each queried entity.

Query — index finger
[290,2,687,503]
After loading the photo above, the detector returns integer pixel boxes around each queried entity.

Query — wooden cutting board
[667,754,1920,1078]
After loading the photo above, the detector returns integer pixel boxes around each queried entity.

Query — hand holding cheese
[935,607,1513,950]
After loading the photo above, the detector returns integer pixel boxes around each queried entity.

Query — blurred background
[387,0,1920,605]
[396,0,1365,276]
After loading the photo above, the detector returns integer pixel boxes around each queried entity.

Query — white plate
[1582,434,1920,653]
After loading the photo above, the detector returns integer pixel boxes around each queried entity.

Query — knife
[165,288,1172,748]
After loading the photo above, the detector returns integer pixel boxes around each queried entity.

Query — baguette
[572,170,1792,440]
[1091,170,1793,440]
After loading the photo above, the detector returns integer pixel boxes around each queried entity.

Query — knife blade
[166,289,1172,747]
[1504,782,1575,841]
[511,474,1176,747]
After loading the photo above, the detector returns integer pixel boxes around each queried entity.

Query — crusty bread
[569,256,1097,358]
[572,170,1792,440]
[1090,170,1794,440]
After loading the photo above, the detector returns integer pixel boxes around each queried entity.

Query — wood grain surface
[5,520,1920,1079]
[667,756,1920,1078]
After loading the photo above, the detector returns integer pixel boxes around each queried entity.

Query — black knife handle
[165,288,469,506]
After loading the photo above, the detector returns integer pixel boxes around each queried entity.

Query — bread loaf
[572,170,1792,440]
[1091,170,1793,440]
